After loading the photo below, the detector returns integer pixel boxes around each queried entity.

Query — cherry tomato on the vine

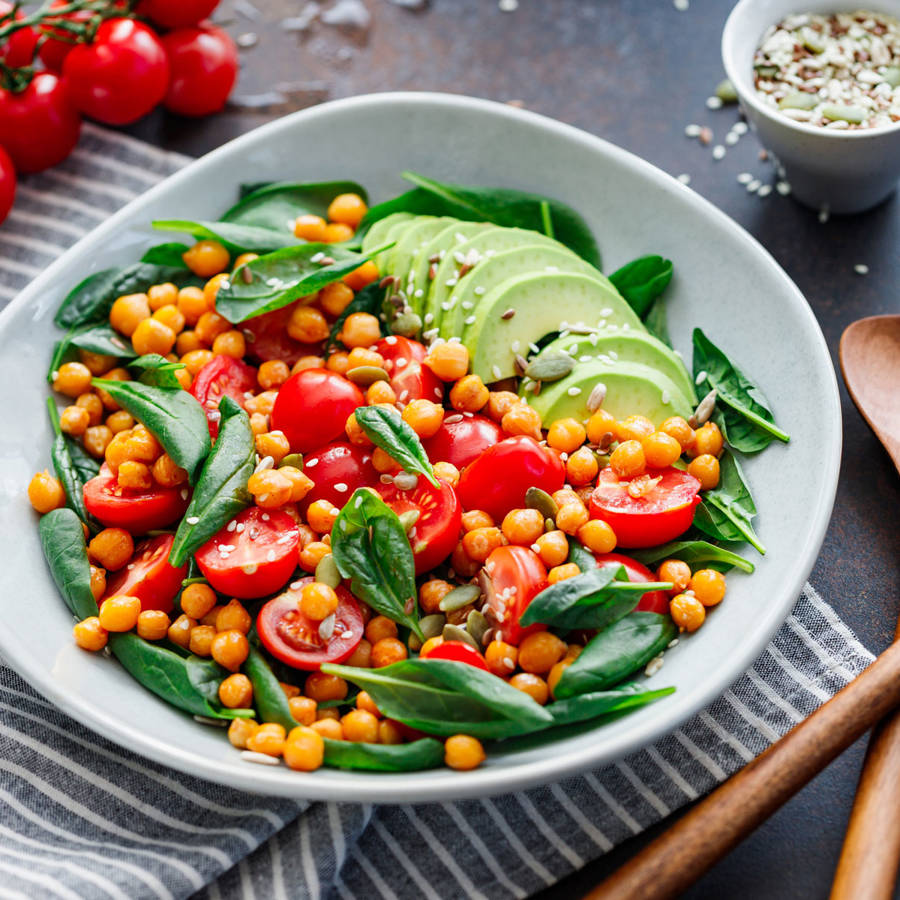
[37,1,93,72]
[0,146,14,226]
[137,0,220,29]
[162,24,238,118]
[63,18,169,126]
[0,1,37,68]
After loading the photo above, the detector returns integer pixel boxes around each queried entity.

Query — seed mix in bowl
[754,10,900,129]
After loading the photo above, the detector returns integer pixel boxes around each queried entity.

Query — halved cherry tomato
[484,545,548,645]
[421,640,489,671]
[378,476,461,574]
[83,464,189,534]
[457,436,565,520]
[242,301,322,366]
[422,413,502,470]
[100,534,187,613]
[589,467,701,549]
[375,336,443,405]
[299,441,377,513]
[592,552,669,615]
[195,507,298,599]
[271,368,364,454]
[0,1,37,68]
[257,576,364,671]
[189,355,256,438]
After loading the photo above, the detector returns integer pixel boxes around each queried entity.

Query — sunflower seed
[314,554,341,589]
[690,388,717,428]
[586,382,607,412]
[398,509,421,533]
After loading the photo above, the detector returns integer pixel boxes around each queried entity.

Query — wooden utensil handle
[585,640,900,900]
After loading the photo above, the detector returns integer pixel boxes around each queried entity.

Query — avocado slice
[362,212,415,260]
[465,272,644,382]
[538,329,697,405]
[439,244,594,340]
[387,216,459,296]
[522,359,693,426]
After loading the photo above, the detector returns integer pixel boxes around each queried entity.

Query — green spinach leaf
[609,255,674,318]
[141,242,191,267]
[47,399,99,529]
[354,405,438,488]
[631,539,755,574]
[330,488,422,639]
[244,644,297,729]
[152,219,298,255]
[39,508,98,621]
[566,536,598,572]
[169,397,254,566]
[47,323,137,383]
[644,294,672,347]
[128,354,186,389]
[544,682,676,726]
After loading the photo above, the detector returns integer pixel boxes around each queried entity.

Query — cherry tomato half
[422,413,502,470]
[0,73,81,174]
[101,534,187,613]
[457,436,565,521]
[271,368,364,454]
[195,507,299,599]
[589,467,701,549]
[189,355,256,438]
[592,552,669,614]
[84,464,189,535]
[375,336,443,405]
[0,145,14,226]
[378,476,462,574]
[242,301,322,366]
[257,576,364,671]
[0,1,37,68]
[162,24,238,118]
[299,441,377,513]
[38,1,93,72]
[421,640,489,671]
[64,18,169,126]
[137,0,220,29]
[484,545,548,645]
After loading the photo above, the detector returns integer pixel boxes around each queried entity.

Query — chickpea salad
[30,173,789,775]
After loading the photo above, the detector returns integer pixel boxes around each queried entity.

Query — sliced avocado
[465,272,644,382]
[362,212,414,259]
[387,216,459,293]
[375,217,421,272]
[439,244,593,340]
[522,359,693,426]
[539,329,697,404]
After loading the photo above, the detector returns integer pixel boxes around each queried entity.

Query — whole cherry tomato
[299,442,378,513]
[137,0,220,29]
[63,18,169,125]
[242,301,322,366]
[422,413,502,470]
[162,24,238,118]
[0,73,81,173]
[0,1,37,68]
[0,146,14,226]
[37,1,93,72]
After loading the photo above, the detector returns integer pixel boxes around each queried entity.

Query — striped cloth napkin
[0,125,874,900]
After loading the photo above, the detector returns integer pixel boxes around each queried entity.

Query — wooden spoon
[581,316,900,900]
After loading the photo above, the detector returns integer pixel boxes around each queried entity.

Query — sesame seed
[733,122,748,135]
[712,144,726,160]
[737,172,753,184]
[186,516,200,525]
[684,123,701,137]
[757,184,772,197]
[227,520,237,532]
[474,286,486,296]
[854,263,870,275]
[661,389,671,404]
[261,513,270,521]
[423,312,434,325]
[334,482,348,492]
[566,386,582,397]
[676,173,691,185]
[465,315,476,325]
[725,131,739,145]
[491,365,502,380]
[305,457,318,468]
[746,179,761,193]
[706,95,723,109]
[445,278,458,287]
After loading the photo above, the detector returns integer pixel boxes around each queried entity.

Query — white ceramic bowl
[723,0,900,214]
[0,93,841,802]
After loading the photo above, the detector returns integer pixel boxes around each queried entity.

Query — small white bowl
[723,0,900,214]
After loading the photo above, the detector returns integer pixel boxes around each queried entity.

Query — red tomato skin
[0,73,81,174]
[0,146,14,226]
[484,545,548,645]
[257,577,364,671]
[63,19,169,126]
[137,0,220,29]
[421,640,489,671]
[592,552,669,614]
[161,24,238,118]
[375,336,443,405]
[189,355,257,438]
[101,534,187,613]
[299,442,377,513]
[589,467,701,549]
[83,465,189,535]
[457,436,565,521]
[37,2,93,71]
[195,507,299,599]
[242,301,322,366]
[271,368,365,454]
[0,2,37,68]
[377,477,462,574]
[422,414,502,470]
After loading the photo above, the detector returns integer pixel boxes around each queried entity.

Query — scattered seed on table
[759,149,769,161]
[674,0,689,10]
[698,126,713,145]
[725,131,740,145]
[676,173,692,184]
[236,32,259,48]
[854,263,870,275]
[685,123,702,137]
[818,206,830,224]
[776,180,791,195]
[737,172,754,184]
[746,179,761,192]
[757,184,773,197]
[706,96,723,110]
[733,121,748,135]
[712,145,726,160]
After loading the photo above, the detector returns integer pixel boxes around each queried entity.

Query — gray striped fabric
[0,127,874,900]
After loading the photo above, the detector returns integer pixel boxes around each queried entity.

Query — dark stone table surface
[124,0,900,895]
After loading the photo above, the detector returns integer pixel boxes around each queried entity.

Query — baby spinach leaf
[326,281,386,352]
[323,658,553,739]
[553,613,678,698]
[54,264,203,329]
[519,565,671,631]
[46,323,137,383]
[244,644,297,730]
[221,180,368,231]
[631,539,755,574]
[47,398,99,530]
[214,242,387,323]
[609,255,674,318]
[330,488,422,639]
[141,242,191,267]
[544,682,676,726]
[39,508,98,621]
[693,328,790,453]
[169,397,254,566]
[566,535,598,572]
[152,219,298,254]
[91,377,211,483]
[693,449,765,554]
[128,354,186,389]
[643,294,672,347]
[354,405,438,488]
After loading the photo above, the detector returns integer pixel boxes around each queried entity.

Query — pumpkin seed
[346,365,390,387]
[715,78,738,103]
[393,311,422,338]
[277,452,304,469]
[442,623,480,651]
[884,67,900,88]
[544,516,556,533]
[314,554,341,589]
[409,613,445,651]
[525,486,558,520]
[397,509,420,533]
[779,92,818,111]
[586,382,607,412]
[822,105,866,124]
[524,350,575,382]
[466,609,489,645]
[439,583,481,613]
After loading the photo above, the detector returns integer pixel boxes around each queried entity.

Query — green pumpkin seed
[315,554,341,589]
[466,609,489,645]
[884,67,900,88]
[439,583,482,613]
[398,509,421,533]
[525,486,558,520]
[393,312,423,338]
[779,92,818,111]
[409,614,446,651]
[346,365,390,387]
[524,350,575,383]
[754,64,778,78]
[277,452,304,469]
[545,516,556,533]
[715,78,738,103]
[442,623,480,651]
[822,105,866,124]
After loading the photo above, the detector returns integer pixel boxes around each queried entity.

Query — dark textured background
[125,0,900,895]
